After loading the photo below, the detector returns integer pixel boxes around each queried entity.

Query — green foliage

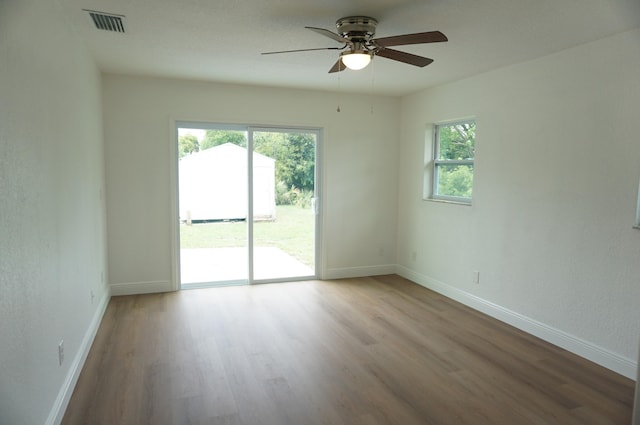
[253,131,315,202]
[279,133,315,192]
[436,121,475,199]
[438,122,475,160]
[201,130,247,150]
[437,165,474,198]
[275,181,293,205]
[294,189,314,208]
[178,134,200,158]
[275,182,314,208]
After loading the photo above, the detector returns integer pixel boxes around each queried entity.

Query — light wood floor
[62,275,634,425]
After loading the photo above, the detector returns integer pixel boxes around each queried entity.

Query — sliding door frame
[248,126,322,285]
[169,120,323,290]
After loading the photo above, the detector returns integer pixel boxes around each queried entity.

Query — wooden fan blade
[374,31,448,47]
[262,46,345,55]
[375,48,434,67]
[328,59,346,73]
[306,26,350,44]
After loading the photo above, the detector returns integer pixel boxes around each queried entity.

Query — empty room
[1,0,639,424]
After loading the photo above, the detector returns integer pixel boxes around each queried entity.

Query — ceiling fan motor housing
[336,16,378,41]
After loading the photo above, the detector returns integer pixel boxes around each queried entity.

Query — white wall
[102,75,400,293]
[0,0,109,424]
[397,29,640,378]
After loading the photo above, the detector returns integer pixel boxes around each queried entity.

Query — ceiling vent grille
[85,10,126,33]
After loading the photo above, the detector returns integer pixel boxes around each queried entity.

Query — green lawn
[180,205,315,266]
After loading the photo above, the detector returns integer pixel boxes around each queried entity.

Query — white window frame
[431,119,475,204]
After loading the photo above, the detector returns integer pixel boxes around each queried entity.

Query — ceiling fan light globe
[341,52,371,70]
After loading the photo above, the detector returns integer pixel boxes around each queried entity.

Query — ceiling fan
[262,16,448,73]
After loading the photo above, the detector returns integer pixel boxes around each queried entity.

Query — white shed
[179,143,276,222]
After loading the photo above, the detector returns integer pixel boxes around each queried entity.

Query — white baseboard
[45,291,110,425]
[323,264,396,280]
[396,265,637,380]
[110,280,174,296]
[633,340,640,424]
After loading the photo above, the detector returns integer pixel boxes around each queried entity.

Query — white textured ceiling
[58,0,640,96]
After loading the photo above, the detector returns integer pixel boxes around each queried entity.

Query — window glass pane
[437,122,475,160]
[436,164,473,199]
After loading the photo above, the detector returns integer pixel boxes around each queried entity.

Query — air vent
[85,10,126,33]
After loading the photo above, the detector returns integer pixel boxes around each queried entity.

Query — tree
[178,134,199,158]
[438,122,475,160]
[437,165,473,198]
[201,130,246,150]
[281,133,315,192]
[253,132,315,193]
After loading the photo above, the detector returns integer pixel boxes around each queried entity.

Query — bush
[276,181,294,205]
[295,189,313,208]
[275,181,313,208]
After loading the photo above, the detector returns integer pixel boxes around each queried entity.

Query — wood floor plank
[62,275,635,425]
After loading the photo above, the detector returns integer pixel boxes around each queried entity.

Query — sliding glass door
[176,123,319,287]
[251,129,317,281]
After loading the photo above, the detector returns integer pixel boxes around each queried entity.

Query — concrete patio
[180,246,314,285]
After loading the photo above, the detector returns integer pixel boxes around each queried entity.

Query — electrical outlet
[91,290,95,304]
[473,271,480,284]
[58,340,64,366]
[411,251,417,262]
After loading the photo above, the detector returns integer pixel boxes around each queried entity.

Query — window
[432,120,476,203]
